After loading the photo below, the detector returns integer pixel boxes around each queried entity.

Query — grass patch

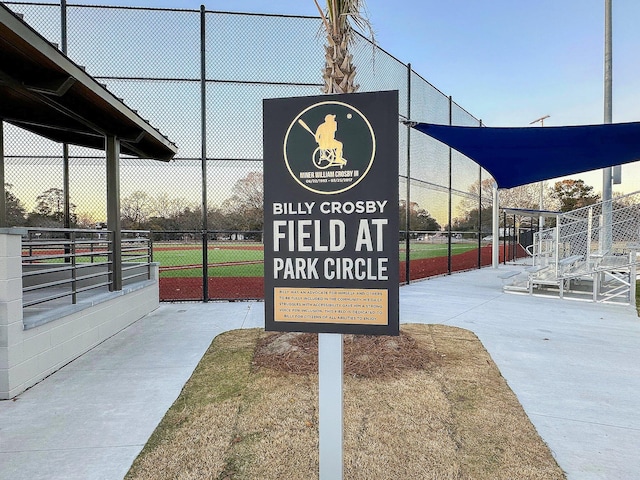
[126,325,565,480]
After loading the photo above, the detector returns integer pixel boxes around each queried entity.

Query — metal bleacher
[503,190,640,305]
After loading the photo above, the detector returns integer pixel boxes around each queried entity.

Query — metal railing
[525,190,640,303]
[122,229,153,284]
[22,228,152,309]
[533,190,640,272]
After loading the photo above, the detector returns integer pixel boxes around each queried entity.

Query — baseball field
[155,241,506,300]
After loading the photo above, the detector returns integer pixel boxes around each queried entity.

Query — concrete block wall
[0,231,25,399]
[0,230,160,399]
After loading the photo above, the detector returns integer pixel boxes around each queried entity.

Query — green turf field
[153,243,263,278]
[153,242,480,278]
[399,242,478,260]
[153,245,263,266]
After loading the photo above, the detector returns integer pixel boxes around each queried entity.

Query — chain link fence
[4,2,499,301]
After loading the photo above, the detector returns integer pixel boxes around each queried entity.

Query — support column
[63,143,71,264]
[63,146,70,228]
[477,164,482,268]
[492,183,499,268]
[106,135,122,291]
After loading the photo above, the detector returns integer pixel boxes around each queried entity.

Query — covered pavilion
[0,3,177,398]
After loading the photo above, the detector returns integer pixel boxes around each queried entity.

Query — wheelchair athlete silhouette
[313,114,347,169]
[312,114,347,169]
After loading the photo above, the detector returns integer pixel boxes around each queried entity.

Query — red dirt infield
[160,277,264,301]
[159,245,522,301]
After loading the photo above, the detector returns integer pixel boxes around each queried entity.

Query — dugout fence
[3,2,509,301]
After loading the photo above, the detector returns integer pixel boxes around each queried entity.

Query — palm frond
[323,0,375,44]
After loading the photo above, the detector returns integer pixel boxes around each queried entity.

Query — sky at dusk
[12,0,640,194]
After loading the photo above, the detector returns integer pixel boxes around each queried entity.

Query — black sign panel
[263,91,399,335]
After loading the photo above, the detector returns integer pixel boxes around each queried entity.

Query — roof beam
[0,67,106,135]
[0,67,146,144]
[24,75,76,96]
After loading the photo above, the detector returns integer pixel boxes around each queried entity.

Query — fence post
[447,97,452,274]
[404,63,411,284]
[200,5,209,302]
[61,0,67,53]
[61,0,71,272]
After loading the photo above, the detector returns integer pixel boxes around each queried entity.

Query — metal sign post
[318,333,343,479]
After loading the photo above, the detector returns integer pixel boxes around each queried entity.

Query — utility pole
[530,115,550,229]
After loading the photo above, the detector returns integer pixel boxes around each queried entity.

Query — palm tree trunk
[323,31,358,94]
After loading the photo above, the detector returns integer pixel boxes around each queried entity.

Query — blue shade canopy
[409,121,640,189]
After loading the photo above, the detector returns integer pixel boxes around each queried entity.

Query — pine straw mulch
[253,330,439,378]
[126,325,566,480]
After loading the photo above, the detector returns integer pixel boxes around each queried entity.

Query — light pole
[529,115,550,127]
[603,0,613,251]
[530,115,550,229]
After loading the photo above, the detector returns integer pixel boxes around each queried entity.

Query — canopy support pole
[492,184,499,268]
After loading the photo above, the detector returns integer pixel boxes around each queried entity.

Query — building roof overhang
[0,4,177,160]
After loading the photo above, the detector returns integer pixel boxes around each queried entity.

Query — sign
[263,91,399,335]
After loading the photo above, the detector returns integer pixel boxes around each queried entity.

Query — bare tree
[152,193,192,219]
[121,191,152,229]
[220,172,264,232]
[460,178,556,212]
[500,183,555,211]
[29,187,76,226]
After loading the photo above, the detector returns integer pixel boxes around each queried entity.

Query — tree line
[448,178,602,233]
[5,174,606,235]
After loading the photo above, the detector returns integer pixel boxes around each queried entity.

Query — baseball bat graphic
[298,119,315,137]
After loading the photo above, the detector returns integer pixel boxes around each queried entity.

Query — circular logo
[283,101,376,195]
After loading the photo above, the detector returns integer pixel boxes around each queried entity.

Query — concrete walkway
[1,266,639,479]
[402,267,640,480]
